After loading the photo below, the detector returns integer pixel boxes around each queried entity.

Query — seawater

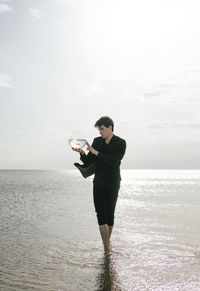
[0,169,200,291]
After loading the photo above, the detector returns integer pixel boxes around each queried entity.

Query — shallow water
[0,169,200,290]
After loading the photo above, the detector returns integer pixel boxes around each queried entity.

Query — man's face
[98,125,112,139]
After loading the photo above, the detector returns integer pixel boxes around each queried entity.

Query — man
[72,116,126,254]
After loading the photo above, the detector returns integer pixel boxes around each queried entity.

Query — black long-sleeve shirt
[80,134,126,188]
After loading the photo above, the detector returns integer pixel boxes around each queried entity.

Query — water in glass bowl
[68,139,86,149]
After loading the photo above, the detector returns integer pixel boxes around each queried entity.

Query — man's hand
[86,141,99,156]
[71,147,85,155]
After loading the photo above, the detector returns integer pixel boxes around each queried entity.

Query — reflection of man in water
[72,116,126,254]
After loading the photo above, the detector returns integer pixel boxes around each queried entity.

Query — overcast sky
[0,0,200,169]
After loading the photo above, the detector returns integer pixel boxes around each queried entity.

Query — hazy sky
[0,0,200,169]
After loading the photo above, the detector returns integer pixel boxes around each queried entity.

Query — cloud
[58,20,65,27]
[81,81,105,99]
[0,73,13,88]
[57,92,73,103]
[143,90,163,98]
[80,73,141,104]
[147,119,200,131]
[0,2,12,14]
[29,8,43,21]
[54,0,80,8]
[141,68,200,106]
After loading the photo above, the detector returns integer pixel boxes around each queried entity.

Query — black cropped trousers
[93,183,120,226]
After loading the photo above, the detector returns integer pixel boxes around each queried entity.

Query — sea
[0,169,200,291]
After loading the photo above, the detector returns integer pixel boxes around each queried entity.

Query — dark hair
[94,116,114,132]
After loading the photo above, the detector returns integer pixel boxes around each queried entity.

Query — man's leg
[99,224,110,253]
[93,184,110,252]
[108,225,113,238]
[107,186,119,239]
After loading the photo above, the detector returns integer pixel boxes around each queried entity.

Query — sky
[0,0,200,169]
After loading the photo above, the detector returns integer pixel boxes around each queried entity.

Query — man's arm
[80,139,97,166]
[86,138,126,165]
[96,139,126,165]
